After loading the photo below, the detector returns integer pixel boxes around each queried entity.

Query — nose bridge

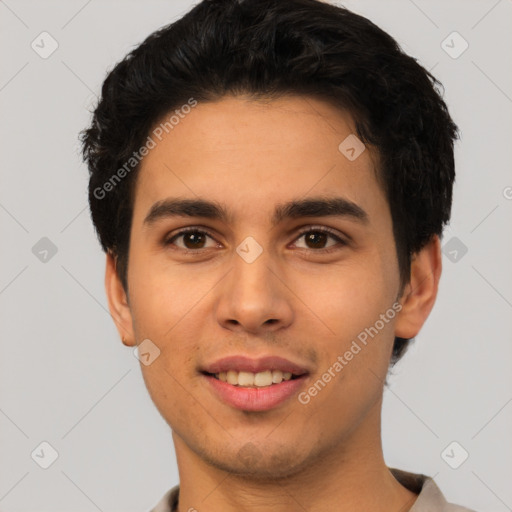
[230,237,276,304]
[216,234,294,333]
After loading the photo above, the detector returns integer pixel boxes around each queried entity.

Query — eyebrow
[143,196,369,228]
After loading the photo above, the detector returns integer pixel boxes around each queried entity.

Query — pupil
[306,232,327,249]
[185,232,205,248]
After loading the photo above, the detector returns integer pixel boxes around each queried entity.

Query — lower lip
[203,374,308,412]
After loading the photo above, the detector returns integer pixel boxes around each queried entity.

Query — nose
[215,248,294,335]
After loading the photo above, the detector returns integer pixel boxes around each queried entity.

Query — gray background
[1,0,511,511]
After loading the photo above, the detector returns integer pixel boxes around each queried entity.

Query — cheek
[318,253,394,337]
[127,257,203,391]
[127,250,202,338]
[140,360,212,437]
[307,250,397,393]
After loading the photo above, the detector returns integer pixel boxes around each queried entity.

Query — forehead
[133,94,386,226]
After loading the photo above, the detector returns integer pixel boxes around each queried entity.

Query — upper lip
[201,355,310,376]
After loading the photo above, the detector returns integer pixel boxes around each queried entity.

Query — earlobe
[105,251,136,346]
[394,235,442,340]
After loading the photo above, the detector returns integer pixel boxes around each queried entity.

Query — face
[107,95,433,479]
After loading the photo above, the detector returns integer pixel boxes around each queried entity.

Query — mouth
[200,355,311,411]
[201,369,304,388]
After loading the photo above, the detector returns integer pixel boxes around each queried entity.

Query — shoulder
[417,478,477,512]
[149,475,480,512]
[390,467,478,512]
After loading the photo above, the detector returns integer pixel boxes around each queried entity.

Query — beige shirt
[149,467,476,511]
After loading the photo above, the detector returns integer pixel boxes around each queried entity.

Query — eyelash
[163,226,347,255]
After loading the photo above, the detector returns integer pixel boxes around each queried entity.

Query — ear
[105,251,136,347]
[394,234,442,339]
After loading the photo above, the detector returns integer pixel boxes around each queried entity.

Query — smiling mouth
[202,370,304,388]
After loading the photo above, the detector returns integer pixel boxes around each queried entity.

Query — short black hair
[81,0,459,365]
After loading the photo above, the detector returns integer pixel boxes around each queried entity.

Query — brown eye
[293,228,347,252]
[180,231,207,249]
[165,229,218,251]
[303,231,329,249]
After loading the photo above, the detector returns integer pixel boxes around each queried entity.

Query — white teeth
[254,370,272,387]
[238,371,254,387]
[226,370,238,385]
[272,370,283,383]
[212,369,296,387]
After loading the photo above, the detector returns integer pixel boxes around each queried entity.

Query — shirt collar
[151,467,462,512]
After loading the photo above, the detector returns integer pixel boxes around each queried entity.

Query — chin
[199,441,313,481]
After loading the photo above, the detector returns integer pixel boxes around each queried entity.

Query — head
[81,0,458,479]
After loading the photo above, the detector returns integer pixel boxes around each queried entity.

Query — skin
[106,95,442,512]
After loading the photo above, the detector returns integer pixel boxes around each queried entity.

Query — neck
[172,401,417,512]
